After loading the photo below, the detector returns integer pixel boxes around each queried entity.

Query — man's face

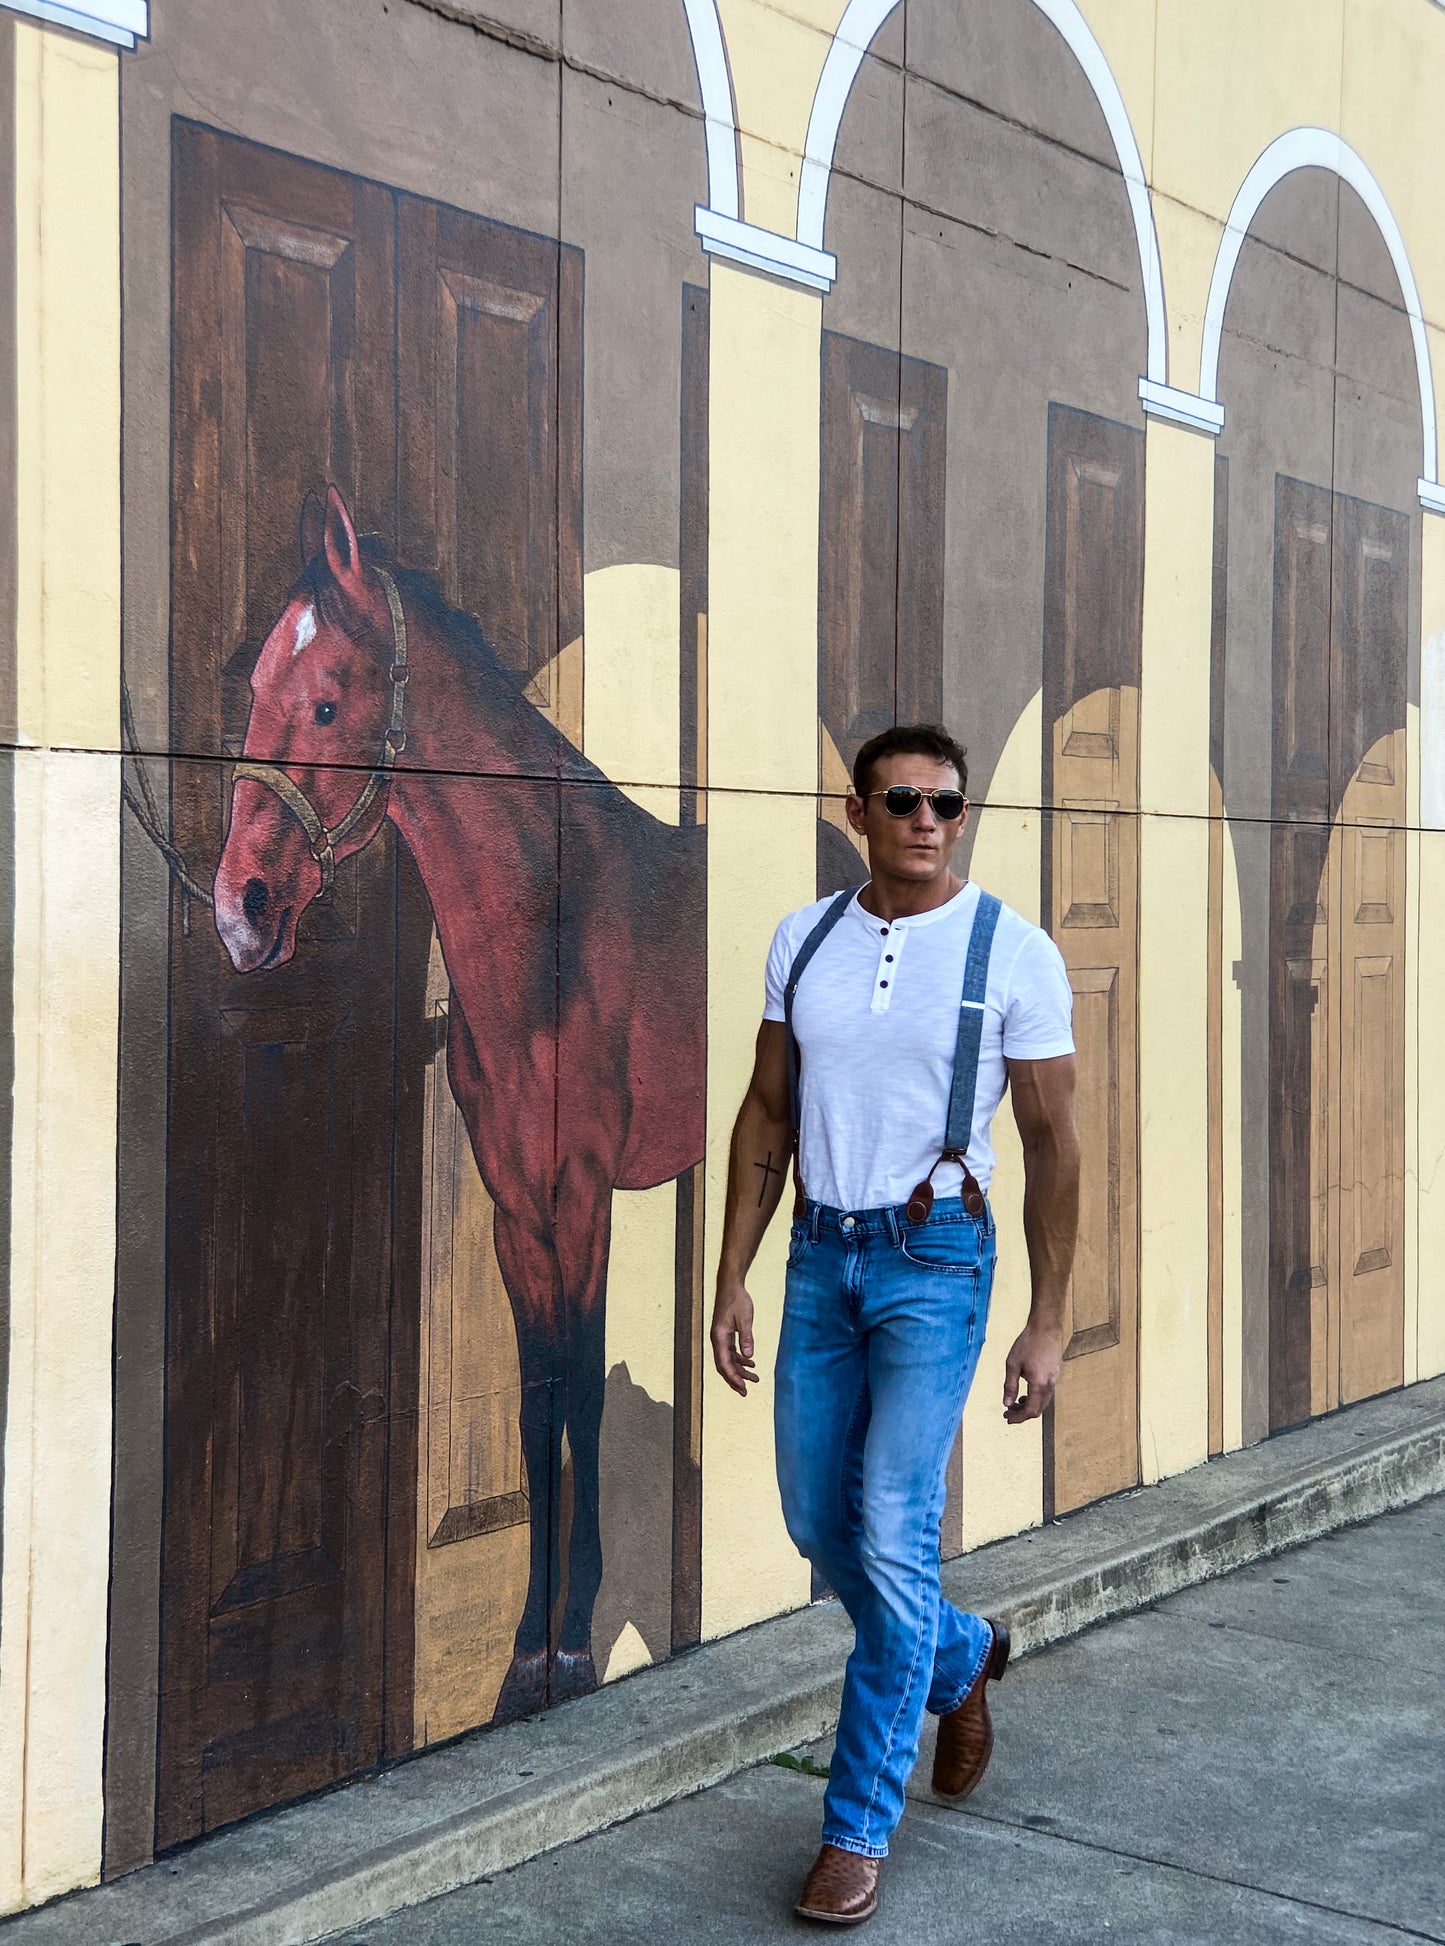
[845,752,969,882]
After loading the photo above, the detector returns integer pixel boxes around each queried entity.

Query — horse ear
[322,486,368,606]
[298,488,326,567]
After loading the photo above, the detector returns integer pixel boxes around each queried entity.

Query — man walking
[711,724,1080,1925]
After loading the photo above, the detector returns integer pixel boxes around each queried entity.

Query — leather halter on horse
[230,564,410,897]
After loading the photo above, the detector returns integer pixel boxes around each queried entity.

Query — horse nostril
[242,877,270,928]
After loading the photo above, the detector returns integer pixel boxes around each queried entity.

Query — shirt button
[880,980,889,989]
[880,927,888,935]
[885,954,894,962]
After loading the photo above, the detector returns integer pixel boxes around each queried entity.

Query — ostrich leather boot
[794,1845,882,1926]
[931,1618,1010,1800]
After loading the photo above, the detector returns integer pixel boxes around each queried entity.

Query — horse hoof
[492,1648,548,1724]
[550,1646,598,1703]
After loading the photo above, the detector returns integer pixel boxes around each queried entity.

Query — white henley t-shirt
[762,880,1075,1211]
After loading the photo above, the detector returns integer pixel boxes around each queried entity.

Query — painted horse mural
[214,487,706,1718]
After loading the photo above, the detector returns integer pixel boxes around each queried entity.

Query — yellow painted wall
[10,0,1445,1911]
[715,0,842,238]
[961,695,1046,1546]
[582,565,683,817]
[582,578,687,1657]
[0,20,121,1910]
[1221,817,1244,1452]
[700,263,821,1636]
[1416,519,1445,1382]
[1136,421,1214,1482]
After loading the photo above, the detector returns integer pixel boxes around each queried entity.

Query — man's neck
[856,869,967,923]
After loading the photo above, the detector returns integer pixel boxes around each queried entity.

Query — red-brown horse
[215,487,705,1719]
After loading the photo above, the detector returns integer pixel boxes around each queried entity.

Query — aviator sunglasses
[862,785,969,821]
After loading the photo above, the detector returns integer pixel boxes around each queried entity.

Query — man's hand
[1003,1320,1063,1423]
[711,1284,759,1397]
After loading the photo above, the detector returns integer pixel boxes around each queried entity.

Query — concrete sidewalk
[349,1492,1445,1944]
[2,1376,1441,1945]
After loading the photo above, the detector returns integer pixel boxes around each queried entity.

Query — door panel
[1332,497,1407,1407]
[1267,481,1407,1431]
[1042,404,1143,1516]
[1267,479,1333,1429]
[1206,454,1229,1454]
[162,125,416,1846]
[397,198,582,697]
[817,329,947,900]
[815,327,951,1541]
[398,203,583,1732]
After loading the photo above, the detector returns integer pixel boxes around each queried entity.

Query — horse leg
[489,1202,566,1725]
[548,1163,613,1702]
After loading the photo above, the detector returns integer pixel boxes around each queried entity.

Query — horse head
[214,486,405,972]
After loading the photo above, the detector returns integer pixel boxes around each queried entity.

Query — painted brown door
[393,201,585,1737]
[1042,404,1144,1516]
[1268,480,1408,1430]
[813,327,949,1554]
[817,330,946,897]
[160,125,428,1846]
[1267,477,1332,1430]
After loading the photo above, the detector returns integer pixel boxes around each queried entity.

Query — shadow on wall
[593,1362,675,1681]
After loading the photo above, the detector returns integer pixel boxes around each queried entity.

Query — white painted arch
[681,0,840,287]
[796,0,1168,387]
[680,0,739,222]
[1198,127,1442,508]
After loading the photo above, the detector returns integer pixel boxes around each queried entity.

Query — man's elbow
[1020,1118,1080,1173]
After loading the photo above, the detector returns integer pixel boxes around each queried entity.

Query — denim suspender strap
[783,888,856,1213]
[904,891,1003,1223]
[944,891,1002,1149]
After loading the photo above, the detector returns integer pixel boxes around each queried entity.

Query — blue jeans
[774,1195,997,1859]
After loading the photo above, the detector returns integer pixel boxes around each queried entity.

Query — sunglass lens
[933,790,966,820]
[883,786,923,816]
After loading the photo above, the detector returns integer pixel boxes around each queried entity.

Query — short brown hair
[852,723,969,799]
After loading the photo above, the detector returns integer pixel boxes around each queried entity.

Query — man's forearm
[716,1094,793,1289]
[1020,1132,1079,1333]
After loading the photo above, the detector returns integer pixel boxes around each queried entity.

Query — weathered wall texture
[3,0,1445,1911]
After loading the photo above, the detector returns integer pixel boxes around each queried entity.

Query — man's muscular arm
[710,1020,792,1397]
[1003,1052,1080,1424]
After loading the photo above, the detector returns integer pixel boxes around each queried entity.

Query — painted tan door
[1268,477,1334,1428]
[1268,481,1408,1428]
[1042,405,1144,1516]
[1330,497,1408,1407]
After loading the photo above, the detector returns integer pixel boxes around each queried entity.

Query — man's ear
[322,485,368,607]
[845,793,868,835]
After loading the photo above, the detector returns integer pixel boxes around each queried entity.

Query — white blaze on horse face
[291,604,317,656]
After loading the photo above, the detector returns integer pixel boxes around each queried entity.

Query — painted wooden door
[393,200,584,1736]
[161,124,429,1845]
[1331,495,1408,1408]
[817,330,946,898]
[1042,404,1144,1517]
[1267,476,1333,1430]
[1268,480,1407,1429]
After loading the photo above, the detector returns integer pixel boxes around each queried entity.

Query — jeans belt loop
[884,1206,901,1247]
[809,1203,821,1243]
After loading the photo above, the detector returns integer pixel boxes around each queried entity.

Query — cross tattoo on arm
[754,1150,784,1207]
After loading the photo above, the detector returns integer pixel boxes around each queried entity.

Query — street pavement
[343,1495,1445,1944]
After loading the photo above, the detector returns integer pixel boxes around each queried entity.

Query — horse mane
[299,535,590,777]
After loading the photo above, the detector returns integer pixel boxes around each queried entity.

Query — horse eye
[314,701,337,727]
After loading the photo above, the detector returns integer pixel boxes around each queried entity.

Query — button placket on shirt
[869,918,908,1015]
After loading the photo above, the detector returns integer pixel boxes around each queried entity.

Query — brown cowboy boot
[794,1844,881,1926]
[931,1618,1010,1800]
